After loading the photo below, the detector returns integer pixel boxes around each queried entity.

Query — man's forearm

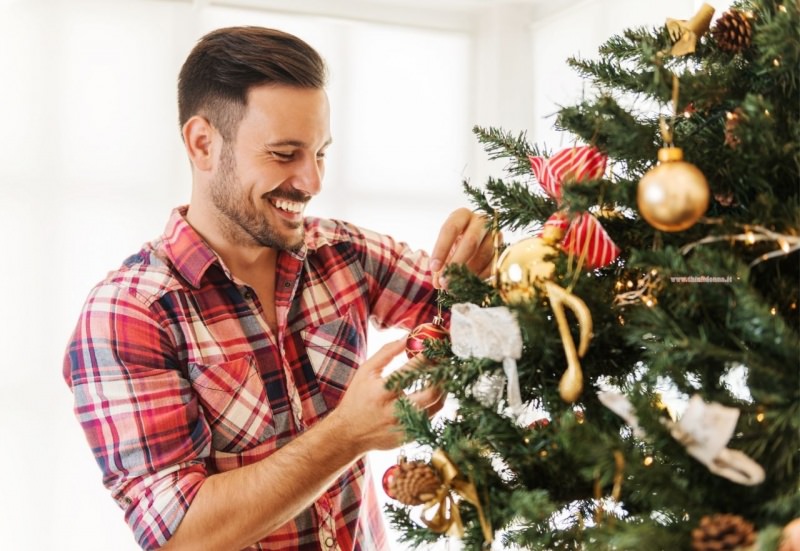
[160,410,362,551]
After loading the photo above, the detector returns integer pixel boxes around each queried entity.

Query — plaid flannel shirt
[64,206,439,550]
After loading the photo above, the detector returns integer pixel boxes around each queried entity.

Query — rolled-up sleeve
[64,282,210,550]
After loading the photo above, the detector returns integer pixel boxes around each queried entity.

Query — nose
[294,156,323,197]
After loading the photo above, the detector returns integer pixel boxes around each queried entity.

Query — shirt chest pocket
[302,309,365,410]
[188,355,275,453]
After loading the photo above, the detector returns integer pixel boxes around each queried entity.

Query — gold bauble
[496,233,560,304]
[637,147,709,232]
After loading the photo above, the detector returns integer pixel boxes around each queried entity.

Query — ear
[182,115,217,172]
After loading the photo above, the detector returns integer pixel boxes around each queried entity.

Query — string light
[756,412,766,423]
[626,280,634,289]
[773,58,781,67]
[539,450,548,458]
[770,306,777,316]
[778,4,787,12]
[764,109,771,117]
[643,456,654,467]
[682,225,800,267]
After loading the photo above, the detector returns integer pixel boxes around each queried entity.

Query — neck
[186,201,278,285]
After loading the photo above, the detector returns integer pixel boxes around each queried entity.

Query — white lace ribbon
[450,303,523,412]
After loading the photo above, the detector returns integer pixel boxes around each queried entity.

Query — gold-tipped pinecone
[388,460,442,506]
[712,10,753,54]
[691,513,756,551]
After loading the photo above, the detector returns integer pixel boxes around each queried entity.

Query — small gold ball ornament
[637,147,709,232]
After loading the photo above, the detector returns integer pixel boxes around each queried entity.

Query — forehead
[238,84,331,144]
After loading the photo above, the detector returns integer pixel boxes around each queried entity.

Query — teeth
[273,199,303,213]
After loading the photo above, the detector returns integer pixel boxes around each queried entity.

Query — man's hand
[333,339,445,454]
[429,208,495,289]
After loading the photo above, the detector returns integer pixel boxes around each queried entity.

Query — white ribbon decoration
[450,303,524,413]
[668,395,765,485]
[598,391,765,486]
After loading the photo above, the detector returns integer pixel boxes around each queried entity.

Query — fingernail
[438,275,448,289]
[429,258,443,272]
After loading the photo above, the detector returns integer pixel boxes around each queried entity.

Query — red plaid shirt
[64,207,439,550]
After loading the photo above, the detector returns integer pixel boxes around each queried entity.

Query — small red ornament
[382,464,400,499]
[528,418,551,430]
[405,316,449,359]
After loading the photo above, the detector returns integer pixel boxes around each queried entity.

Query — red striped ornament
[529,146,620,269]
[405,316,449,359]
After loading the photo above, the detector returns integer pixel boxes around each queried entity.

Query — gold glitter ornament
[637,147,709,232]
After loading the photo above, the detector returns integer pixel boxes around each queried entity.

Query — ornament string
[421,449,494,544]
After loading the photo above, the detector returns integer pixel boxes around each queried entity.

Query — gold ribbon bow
[421,449,494,544]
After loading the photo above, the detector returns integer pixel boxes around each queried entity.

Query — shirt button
[243,290,252,299]
[324,537,335,548]
[283,281,291,288]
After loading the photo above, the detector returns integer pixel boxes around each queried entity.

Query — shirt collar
[161,206,220,289]
[162,206,325,288]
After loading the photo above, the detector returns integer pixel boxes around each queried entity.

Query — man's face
[209,85,331,251]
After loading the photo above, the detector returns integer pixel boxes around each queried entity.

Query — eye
[270,150,294,161]
[316,151,327,160]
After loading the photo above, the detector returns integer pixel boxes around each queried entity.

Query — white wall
[0,0,728,549]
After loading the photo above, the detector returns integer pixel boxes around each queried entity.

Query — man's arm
[161,339,439,551]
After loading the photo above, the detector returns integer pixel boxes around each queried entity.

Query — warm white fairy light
[682,225,800,267]
[614,271,663,307]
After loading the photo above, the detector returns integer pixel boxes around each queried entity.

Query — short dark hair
[178,26,328,140]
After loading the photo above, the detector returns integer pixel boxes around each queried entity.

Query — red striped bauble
[405,317,449,359]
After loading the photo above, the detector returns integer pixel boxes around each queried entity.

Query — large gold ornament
[496,225,593,403]
[637,147,709,232]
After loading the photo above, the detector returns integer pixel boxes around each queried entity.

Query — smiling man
[63,26,493,551]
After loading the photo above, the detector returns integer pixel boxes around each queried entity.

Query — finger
[366,339,407,374]
[464,229,496,275]
[429,208,472,273]
[407,385,446,416]
[445,213,490,268]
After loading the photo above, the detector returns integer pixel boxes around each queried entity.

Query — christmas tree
[383,1,799,549]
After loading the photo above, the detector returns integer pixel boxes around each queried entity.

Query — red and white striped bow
[528,146,620,269]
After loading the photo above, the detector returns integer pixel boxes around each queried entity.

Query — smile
[270,198,304,214]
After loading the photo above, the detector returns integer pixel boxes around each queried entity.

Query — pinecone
[388,460,442,506]
[691,513,756,551]
[712,10,753,54]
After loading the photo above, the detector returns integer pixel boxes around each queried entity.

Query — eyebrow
[266,138,333,149]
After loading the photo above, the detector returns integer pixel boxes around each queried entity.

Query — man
[64,26,493,551]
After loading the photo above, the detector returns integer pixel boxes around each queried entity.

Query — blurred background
[0,0,728,548]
